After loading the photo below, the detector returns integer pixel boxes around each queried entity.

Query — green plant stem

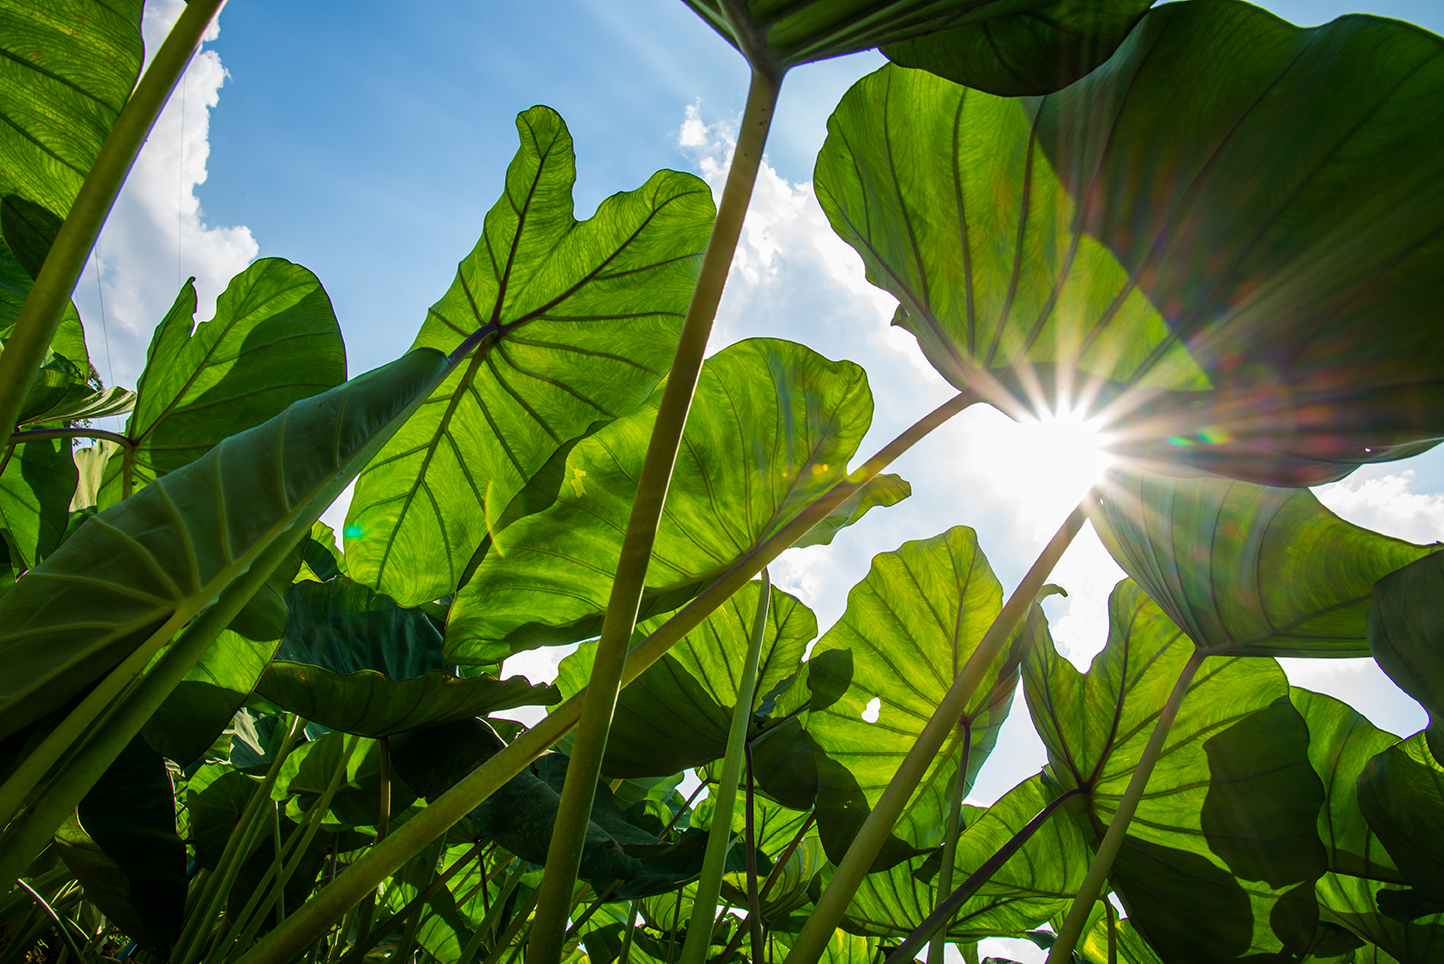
[6,427,133,447]
[744,744,763,964]
[884,788,1084,964]
[679,569,772,964]
[378,737,391,842]
[787,493,1094,964]
[0,525,314,886]
[1106,895,1117,964]
[0,0,225,450]
[478,889,539,964]
[927,727,972,964]
[1044,650,1205,964]
[173,716,306,964]
[526,64,782,964]
[390,835,446,964]
[13,879,86,964]
[617,900,640,964]
[231,390,974,964]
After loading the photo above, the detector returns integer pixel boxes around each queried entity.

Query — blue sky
[69,9,1444,952]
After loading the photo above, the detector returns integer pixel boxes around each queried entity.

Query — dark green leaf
[186,764,259,869]
[816,2,1444,485]
[804,526,1042,868]
[447,337,884,661]
[0,0,143,266]
[1093,468,1437,657]
[1289,688,1404,884]
[0,344,454,744]
[1358,735,1444,904]
[1317,872,1444,964]
[275,731,417,830]
[98,260,346,507]
[843,774,1091,940]
[257,575,556,737]
[882,1,1153,96]
[344,105,714,606]
[0,430,76,570]
[54,736,185,954]
[1368,553,1444,761]
[551,580,815,777]
[1024,580,1326,962]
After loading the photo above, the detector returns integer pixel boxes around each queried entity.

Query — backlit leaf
[1357,735,1444,905]
[1368,553,1444,762]
[345,105,714,606]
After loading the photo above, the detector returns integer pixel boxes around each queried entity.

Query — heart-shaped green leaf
[804,526,1044,868]
[843,774,1091,941]
[0,344,457,744]
[1358,734,1444,906]
[0,0,143,264]
[98,260,346,507]
[682,0,1147,84]
[1368,553,1444,762]
[0,430,76,570]
[1024,579,1327,963]
[882,0,1154,96]
[1093,468,1437,657]
[1316,871,1444,962]
[816,1,1444,485]
[256,575,557,737]
[552,579,815,777]
[344,105,715,606]
[445,337,891,662]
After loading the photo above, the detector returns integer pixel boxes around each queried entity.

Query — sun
[966,403,1116,528]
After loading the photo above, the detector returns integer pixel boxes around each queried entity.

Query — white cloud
[1313,470,1444,545]
[72,0,257,391]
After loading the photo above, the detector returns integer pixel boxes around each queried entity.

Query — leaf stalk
[1043,649,1205,964]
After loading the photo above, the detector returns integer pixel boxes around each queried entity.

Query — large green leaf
[0,344,458,744]
[344,105,714,606]
[55,736,186,954]
[1318,873,1444,964]
[816,2,1444,485]
[882,1,1153,96]
[552,579,815,777]
[1289,688,1404,885]
[1093,468,1437,657]
[1357,735,1444,907]
[98,260,346,507]
[842,774,1091,940]
[1023,579,1326,963]
[0,0,143,262]
[256,575,557,737]
[681,0,1146,83]
[1,235,92,426]
[803,526,1045,868]
[1368,553,1444,762]
[0,430,76,570]
[446,337,889,662]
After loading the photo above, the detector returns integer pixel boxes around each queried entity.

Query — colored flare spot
[343,524,363,539]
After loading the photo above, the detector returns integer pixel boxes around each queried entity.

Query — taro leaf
[229,815,329,936]
[1289,688,1404,885]
[0,343,459,745]
[816,2,1444,486]
[1023,579,1327,963]
[274,731,417,830]
[882,0,1153,96]
[71,440,116,512]
[804,526,1046,868]
[31,385,135,424]
[0,234,90,416]
[186,765,259,869]
[257,575,557,737]
[297,522,345,583]
[1357,735,1444,905]
[1368,553,1444,762]
[53,736,185,954]
[344,105,714,607]
[768,928,875,964]
[98,260,346,508]
[843,774,1091,940]
[551,580,816,777]
[0,430,77,570]
[1079,917,1165,964]
[447,337,884,662]
[1093,468,1437,658]
[682,0,1144,85]
[379,842,483,962]
[0,0,143,266]
[1317,873,1444,964]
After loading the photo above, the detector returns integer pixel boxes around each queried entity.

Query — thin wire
[177,64,186,289]
[90,253,114,389]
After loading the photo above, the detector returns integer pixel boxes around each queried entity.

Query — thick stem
[927,727,972,964]
[787,495,1094,964]
[1044,650,1205,964]
[378,737,391,842]
[232,392,974,964]
[526,66,782,964]
[617,900,640,964]
[390,835,446,964]
[0,0,225,449]
[680,570,773,964]
[6,427,133,447]
[885,788,1084,964]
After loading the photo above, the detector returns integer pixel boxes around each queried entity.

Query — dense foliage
[1,1,1442,964]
